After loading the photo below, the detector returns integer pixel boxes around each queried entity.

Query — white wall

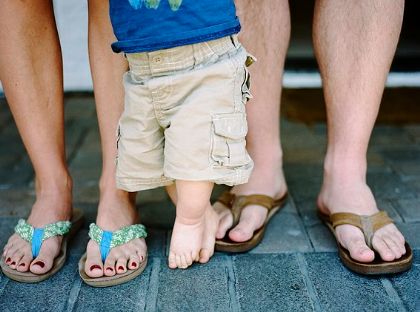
[0,0,93,93]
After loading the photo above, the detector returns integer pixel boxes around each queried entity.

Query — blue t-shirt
[109,0,240,53]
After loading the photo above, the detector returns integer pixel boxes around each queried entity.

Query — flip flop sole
[0,208,84,283]
[318,210,413,275]
[78,253,148,287]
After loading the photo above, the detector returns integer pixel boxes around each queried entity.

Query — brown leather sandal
[318,209,413,275]
[215,191,288,253]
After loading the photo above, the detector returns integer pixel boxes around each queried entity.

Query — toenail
[19,263,25,267]
[33,261,45,268]
[106,267,114,272]
[140,255,144,261]
[131,262,137,268]
[118,266,124,271]
[6,258,11,263]
[90,265,101,271]
[11,262,16,266]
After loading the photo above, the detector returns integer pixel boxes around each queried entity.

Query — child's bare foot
[168,216,204,269]
[198,203,219,264]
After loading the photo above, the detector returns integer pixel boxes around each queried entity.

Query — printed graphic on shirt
[128,0,182,11]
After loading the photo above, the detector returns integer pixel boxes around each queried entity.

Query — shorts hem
[116,178,174,192]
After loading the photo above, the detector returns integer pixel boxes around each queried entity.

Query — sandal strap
[232,195,278,228]
[88,223,147,262]
[14,219,72,258]
[330,211,393,249]
[215,191,236,208]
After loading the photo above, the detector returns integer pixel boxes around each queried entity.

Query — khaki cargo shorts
[116,35,255,192]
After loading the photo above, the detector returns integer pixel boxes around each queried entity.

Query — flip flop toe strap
[231,195,276,228]
[14,219,72,258]
[88,223,147,262]
[330,211,393,249]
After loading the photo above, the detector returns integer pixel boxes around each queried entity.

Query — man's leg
[0,0,72,274]
[314,0,406,262]
[83,0,146,278]
[215,0,290,242]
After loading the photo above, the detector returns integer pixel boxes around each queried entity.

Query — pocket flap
[212,113,248,140]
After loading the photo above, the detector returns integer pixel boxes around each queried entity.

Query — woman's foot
[317,174,406,263]
[83,189,147,278]
[2,176,72,275]
[214,162,287,243]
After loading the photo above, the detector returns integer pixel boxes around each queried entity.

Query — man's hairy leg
[314,0,406,262]
[214,0,290,242]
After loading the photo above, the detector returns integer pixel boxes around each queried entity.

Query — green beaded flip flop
[0,209,84,283]
[78,223,148,287]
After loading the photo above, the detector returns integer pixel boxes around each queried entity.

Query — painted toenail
[11,262,16,266]
[19,263,25,267]
[106,267,114,272]
[140,255,144,261]
[6,258,11,263]
[90,265,102,271]
[118,266,124,271]
[131,262,137,268]
[33,261,45,268]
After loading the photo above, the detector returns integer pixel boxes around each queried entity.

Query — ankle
[323,155,367,185]
[34,173,73,199]
[98,179,136,204]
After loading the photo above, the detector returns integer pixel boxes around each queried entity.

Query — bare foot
[318,178,406,263]
[168,215,204,269]
[2,177,72,275]
[214,164,287,243]
[198,203,220,264]
[83,189,147,278]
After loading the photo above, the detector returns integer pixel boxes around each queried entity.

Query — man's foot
[2,178,72,275]
[83,189,147,277]
[168,215,204,269]
[317,179,406,263]
[214,167,287,243]
[198,203,219,264]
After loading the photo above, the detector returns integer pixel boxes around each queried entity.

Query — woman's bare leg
[1,0,72,274]
[83,0,147,278]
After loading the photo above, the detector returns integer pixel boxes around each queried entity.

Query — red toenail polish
[118,266,124,271]
[131,262,137,268]
[19,263,25,267]
[106,267,114,272]
[140,256,144,261]
[6,258,11,263]
[34,261,45,268]
[90,265,101,271]
[11,262,16,266]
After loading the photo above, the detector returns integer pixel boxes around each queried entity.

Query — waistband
[125,35,240,77]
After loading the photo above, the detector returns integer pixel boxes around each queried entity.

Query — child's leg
[168,180,213,269]
[166,184,219,265]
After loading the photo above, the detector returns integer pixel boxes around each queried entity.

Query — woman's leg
[83,0,147,277]
[0,0,72,274]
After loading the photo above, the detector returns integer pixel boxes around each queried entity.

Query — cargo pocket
[211,113,250,168]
